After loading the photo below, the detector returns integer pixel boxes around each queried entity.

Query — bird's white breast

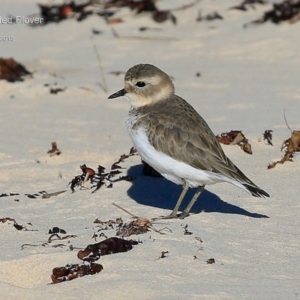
[126,115,230,188]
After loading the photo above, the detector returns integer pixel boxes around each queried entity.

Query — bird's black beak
[108,88,127,99]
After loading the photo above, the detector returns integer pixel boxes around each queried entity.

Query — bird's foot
[152,212,189,221]
[178,211,189,219]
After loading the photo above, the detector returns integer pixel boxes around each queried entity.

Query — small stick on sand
[93,43,108,93]
[112,202,139,218]
[110,25,177,41]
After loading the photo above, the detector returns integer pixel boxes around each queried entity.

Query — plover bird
[108,64,269,219]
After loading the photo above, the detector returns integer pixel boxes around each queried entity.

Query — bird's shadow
[126,164,269,218]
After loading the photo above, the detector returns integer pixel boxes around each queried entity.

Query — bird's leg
[179,185,205,219]
[170,181,189,217]
[152,181,189,220]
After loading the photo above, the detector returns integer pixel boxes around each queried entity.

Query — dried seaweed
[230,0,267,11]
[156,251,169,259]
[48,233,77,243]
[49,227,67,234]
[0,217,36,231]
[25,193,40,199]
[216,130,252,154]
[105,0,176,24]
[21,233,76,249]
[116,218,151,237]
[0,193,19,198]
[182,224,193,235]
[51,263,103,284]
[196,11,223,22]
[263,130,273,146]
[0,57,31,82]
[93,214,164,237]
[0,190,65,199]
[246,0,300,26]
[50,87,66,94]
[268,130,300,169]
[112,203,170,236]
[36,1,93,25]
[206,258,215,264]
[77,237,138,262]
[47,142,61,156]
[41,190,67,199]
[29,0,179,26]
[94,217,124,232]
[68,147,136,193]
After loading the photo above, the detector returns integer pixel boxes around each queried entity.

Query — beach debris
[157,251,169,259]
[21,233,76,250]
[106,17,124,24]
[108,70,126,76]
[23,0,200,29]
[0,217,36,231]
[263,130,273,146]
[92,232,108,240]
[206,258,215,264]
[230,0,267,11]
[93,206,166,237]
[77,237,139,262]
[44,83,66,94]
[50,87,66,94]
[246,0,300,26]
[47,142,61,156]
[195,236,204,251]
[94,217,123,225]
[113,202,170,236]
[49,227,67,234]
[48,233,77,243]
[92,28,102,35]
[68,147,136,193]
[51,263,103,284]
[93,43,108,93]
[25,193,40,198]
[68,174,86,193]
[116,218,152,237]
[196,10,223,22]
[0,57,32,82]
[107,0,176,24]
[152,10,177,24]
[81,164,96,184]
[0,193,19,197]
[35,0,93,25]
[51,236,138,283]
[0,190,65,199]
[93,204,169,237]
[268,130,300,169]
[182,224,193,235]
[139,26,162,32]
[94,217,124,232]
[216,130,252,154]
[40,190,67,199]
[68,164,96,192]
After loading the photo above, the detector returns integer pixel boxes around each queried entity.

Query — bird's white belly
[128,126,226,188]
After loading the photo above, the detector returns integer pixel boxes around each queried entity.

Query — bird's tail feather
[243,184,270,198]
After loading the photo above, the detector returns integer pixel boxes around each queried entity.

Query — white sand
[0,0,299,299]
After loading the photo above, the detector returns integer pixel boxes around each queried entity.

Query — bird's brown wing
[143,95,256,186]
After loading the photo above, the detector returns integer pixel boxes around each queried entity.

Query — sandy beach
[0,0,300,299]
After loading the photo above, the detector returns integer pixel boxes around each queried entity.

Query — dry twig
[93,43,108,93]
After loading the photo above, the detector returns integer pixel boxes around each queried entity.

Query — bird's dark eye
[136,81,146,87]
